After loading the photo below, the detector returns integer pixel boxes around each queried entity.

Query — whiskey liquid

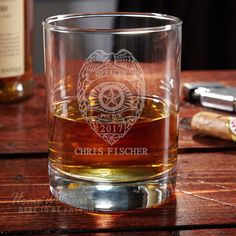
[49,96,178,182]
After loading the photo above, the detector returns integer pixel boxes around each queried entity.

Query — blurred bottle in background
[0,0,34,103]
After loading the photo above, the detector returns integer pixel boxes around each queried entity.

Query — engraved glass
[43,12,182,212]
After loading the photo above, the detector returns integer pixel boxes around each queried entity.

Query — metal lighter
[183,82,236,112]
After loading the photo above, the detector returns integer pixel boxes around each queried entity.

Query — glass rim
[42,12,182,34]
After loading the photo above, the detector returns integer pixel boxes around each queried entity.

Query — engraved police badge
[77,49,145,145]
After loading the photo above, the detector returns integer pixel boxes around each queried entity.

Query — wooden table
[1,71,236,235]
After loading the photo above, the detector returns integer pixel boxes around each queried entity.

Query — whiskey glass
[43,12,182,212]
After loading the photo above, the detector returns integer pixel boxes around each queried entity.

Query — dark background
[34,0,236,72]
[118,0,236,70]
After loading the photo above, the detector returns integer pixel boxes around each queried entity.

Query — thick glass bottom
[49,163,176,212]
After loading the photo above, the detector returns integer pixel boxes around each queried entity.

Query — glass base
[49,163,176,213]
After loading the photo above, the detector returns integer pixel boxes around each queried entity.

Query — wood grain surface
[0,75,47,154]
[179,229,236,236]
[1,71,236,234]
[0,151,236,234]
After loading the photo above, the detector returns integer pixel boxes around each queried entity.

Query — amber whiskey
[48,96,178,182]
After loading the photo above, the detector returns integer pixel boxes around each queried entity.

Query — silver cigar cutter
[183,82,236,112]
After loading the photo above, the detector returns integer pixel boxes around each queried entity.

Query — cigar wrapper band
[191,112,236,142]
[227,117,236,142]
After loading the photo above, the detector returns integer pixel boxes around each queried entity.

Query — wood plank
[0,75,48,154]
[57,230,236,236]
[0,151,236,233]
[50,232,176,236]
[20,229,236,236]
[1,71,236,154]
[179,228,236,236]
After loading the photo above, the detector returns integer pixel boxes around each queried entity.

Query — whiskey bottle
[0,0,34,103]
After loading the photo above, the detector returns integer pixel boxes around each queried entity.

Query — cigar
[191,111,236,142]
